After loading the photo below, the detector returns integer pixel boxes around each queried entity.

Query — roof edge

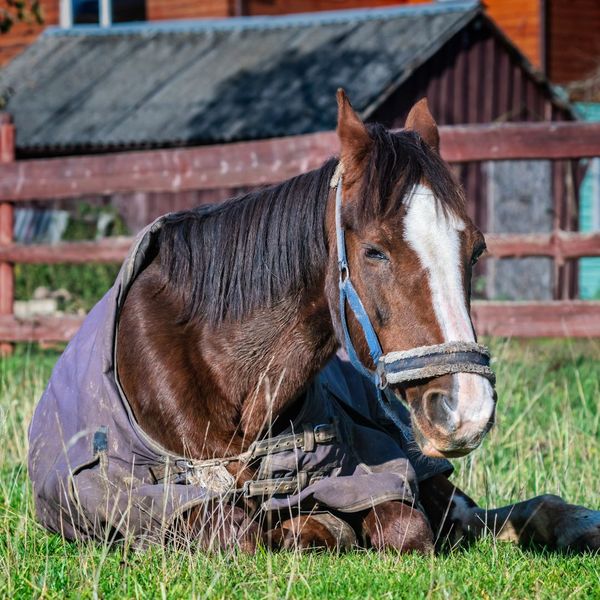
[43,1,481,37]
[360,3,481,118]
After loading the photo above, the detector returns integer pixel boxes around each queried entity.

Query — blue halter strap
[335,176,385,386]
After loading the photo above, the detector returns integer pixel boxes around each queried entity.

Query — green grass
[15,203,127,313]
[1,340,599,599]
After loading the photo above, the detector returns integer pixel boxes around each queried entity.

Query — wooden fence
[1,118,600,345]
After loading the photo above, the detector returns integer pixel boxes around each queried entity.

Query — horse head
[327,90,496,458]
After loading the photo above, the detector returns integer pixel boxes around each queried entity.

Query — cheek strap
[377,341,495,387]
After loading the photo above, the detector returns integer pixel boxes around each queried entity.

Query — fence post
[0,113,15,356]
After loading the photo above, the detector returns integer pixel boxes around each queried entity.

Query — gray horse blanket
[28,218,451,546]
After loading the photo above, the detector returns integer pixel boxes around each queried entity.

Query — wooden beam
[471,301,600,338]
[0,113,15,356]
[2,301,600,342]
[1,122,600,202]
[2,231,599,265]
[485,231,600,261]
[0,131,339,203]
[0,314,85,343]
[0,237,133,264]
[440,122,600,162]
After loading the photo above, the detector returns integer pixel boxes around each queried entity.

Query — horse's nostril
[441,395,455,414]
[423,388,459,433]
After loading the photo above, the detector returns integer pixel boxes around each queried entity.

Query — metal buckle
[314,423,336,444]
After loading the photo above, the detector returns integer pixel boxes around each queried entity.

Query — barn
[0,1,578,299]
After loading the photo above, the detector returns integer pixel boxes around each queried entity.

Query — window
[72,0,99,24]
[112,0,146,23]
[65,0,146,27]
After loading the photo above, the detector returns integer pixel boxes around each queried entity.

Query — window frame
[60,0,145,28]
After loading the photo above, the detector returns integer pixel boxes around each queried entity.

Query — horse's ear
[336,88,372,180]
[405,98,440,153]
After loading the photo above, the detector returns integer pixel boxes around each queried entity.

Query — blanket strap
[149,422,337,496]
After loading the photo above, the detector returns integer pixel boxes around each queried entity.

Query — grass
[15,203,126,313]
[1,339,599,599]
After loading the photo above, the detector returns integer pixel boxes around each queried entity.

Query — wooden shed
[0,1,579,298]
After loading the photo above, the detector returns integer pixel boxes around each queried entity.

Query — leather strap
[150,422,337,490]
[378,341,495,386]
[335,177,384,382]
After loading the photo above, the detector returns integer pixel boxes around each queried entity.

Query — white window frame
[60,0,112,28]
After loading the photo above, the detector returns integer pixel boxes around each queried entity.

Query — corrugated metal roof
[0,1,483,153]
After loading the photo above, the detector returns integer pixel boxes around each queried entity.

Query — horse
[30,90,599,552]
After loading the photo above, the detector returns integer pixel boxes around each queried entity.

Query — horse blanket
[28,218,451,546]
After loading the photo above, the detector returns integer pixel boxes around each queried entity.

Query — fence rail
[2,300,600,342]
[1,122,600,203]
[2,232,600,266]
[1,119,600,345]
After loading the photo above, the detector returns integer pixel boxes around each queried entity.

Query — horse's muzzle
[410,378,497,458]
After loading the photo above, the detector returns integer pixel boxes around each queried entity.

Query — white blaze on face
[402,184,495,428]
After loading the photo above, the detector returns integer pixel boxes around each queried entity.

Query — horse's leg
[361,500,434,553]
[169,502,262,553]
[267,513,357,551]
[419,474,600,552]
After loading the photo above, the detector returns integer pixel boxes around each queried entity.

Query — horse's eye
[364,246,389,262]
[471,243,487,265]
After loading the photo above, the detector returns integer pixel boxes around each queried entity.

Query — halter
[333,173,495,390]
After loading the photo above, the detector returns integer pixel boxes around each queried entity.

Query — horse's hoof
[566,525,600,552]
[556,508,600,552]
[268,513,357,551]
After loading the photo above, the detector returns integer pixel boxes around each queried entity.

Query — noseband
[333,174,495,390]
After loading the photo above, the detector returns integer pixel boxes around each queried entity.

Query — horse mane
[157,126,464,325]
[350,124,465,225]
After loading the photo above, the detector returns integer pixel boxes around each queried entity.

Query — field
[1,339,599,599]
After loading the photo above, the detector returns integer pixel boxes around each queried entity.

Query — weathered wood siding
[547,0,600,84]
[245,0,425,15]
[0,0,58,65]
[146,0,232,20]
[485,0,541,68]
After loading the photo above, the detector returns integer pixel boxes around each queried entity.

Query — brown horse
[115,91,600,552]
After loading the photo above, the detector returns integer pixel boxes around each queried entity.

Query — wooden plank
[0,131,339,203]
[0,314,84,343]
[0,114,15,356]
[485,231,600,261]
[2,231,598,265]
[3,301,600,342]
[440,122,600,162]
[1,122,600,202]
[0,203,13,308]
[472,301,600,338]
[0,237,133,264]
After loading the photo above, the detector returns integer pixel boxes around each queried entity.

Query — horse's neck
[203,279,337,443]
[117,260,337,461]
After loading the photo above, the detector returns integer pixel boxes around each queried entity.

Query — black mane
[157,126,463,325]
[351,124,464,225]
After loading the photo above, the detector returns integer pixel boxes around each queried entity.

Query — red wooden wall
[147,0,231,21]
[0,0,58,65]
[485,0,541,68]
[546,0,600,85]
